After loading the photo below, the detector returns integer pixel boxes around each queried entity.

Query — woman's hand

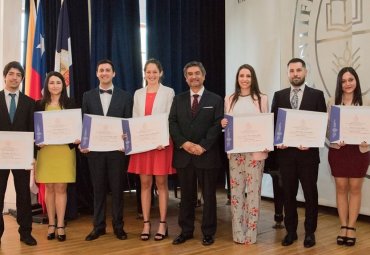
[156,145,165,150]
[221,118,228,128]
[360,141,368,148]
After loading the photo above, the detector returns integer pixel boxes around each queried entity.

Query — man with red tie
[169,61,223,246]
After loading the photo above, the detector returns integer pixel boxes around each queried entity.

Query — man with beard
[271,58,326,248]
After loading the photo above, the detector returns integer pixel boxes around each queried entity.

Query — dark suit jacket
[271,86,327,165]
[81,87,133,157]
[169,89,223,169]
[0,90,34,132]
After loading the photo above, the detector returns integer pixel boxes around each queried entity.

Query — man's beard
[290,77,305,87]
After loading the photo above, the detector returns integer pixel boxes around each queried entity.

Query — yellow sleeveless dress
[35,105,76,183]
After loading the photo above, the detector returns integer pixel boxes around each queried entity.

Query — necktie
[191,94,199,117]
[291,88,299,109]
[99,89,113,94]
[9,93,16,123]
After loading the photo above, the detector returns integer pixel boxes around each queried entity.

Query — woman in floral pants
[221,64,269,244]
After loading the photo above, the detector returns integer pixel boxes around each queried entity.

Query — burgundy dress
[328,145,369,178]
[128,92,176,176]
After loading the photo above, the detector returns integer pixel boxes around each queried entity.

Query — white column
[0,0,23,212]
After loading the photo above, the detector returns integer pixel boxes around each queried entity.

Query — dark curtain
[146,0,225,98]
[146,0,227,187]
[43,0,60,72]
[90,0,143,96]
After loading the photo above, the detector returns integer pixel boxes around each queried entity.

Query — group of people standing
[0,57,369,250]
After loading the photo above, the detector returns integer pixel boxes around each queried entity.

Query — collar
[190,86,205,97]
[4,88,20,97]
[290,83,306,93]
[99,84,114,92]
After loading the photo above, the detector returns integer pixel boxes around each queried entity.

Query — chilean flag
[27,0,46,100]
[54,0,74,97]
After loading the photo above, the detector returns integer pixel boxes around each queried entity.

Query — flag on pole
[24,0,36,95]
[55,0,74,97]
[26,0,47,100]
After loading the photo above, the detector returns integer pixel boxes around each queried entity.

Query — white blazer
[133,83,175,117]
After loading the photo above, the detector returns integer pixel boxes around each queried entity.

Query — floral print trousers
[229,153,264,244]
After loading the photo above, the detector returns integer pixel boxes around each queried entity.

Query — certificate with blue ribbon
[224,113,274,153]
[274,108,327,147]
[0,131,34,169]
[329,105,370,144]
[122,113,169,155]
[34,109,82,145]
[80,114,124,152]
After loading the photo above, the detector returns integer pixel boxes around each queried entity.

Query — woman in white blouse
[221,64,269,244]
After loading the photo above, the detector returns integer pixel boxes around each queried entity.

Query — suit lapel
[107,88,118,116]
[93,88,104,115]
[0,91,12,124]
[283,89,292,109]
[13,93,26,124]
[299,86,311,110]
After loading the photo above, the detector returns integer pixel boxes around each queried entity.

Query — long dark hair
[334,67,362,106]
[228,64,263,112]
[41,71,69,109]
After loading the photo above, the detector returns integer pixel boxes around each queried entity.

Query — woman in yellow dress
[35,71,79,241]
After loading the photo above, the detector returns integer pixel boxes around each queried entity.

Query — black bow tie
[99,89,112,94]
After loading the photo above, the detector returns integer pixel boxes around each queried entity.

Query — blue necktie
[9,93,16,123]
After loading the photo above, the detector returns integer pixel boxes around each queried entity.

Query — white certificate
[329,105,370,144]
[0,131,34,170]
[274,108,327,147]
[224,113,274,153]
[80,114,124,152]
[34,109,82,145]
[122,113,169,155]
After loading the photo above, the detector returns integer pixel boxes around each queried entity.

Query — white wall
[226,0,370,215]
[0,0,23,212]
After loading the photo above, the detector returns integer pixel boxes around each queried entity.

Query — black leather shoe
[172,234,193,245]
[304,233,316,248]
[202,235,214,246]
[20,235,37,246]
[85,229,106,241]
[281,233,298,246]
[114,229,128,240]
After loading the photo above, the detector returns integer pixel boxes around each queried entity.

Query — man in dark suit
[81,59,132,241]
[0,61,36,246]
[271,58,326,248]
[169,61,223,246]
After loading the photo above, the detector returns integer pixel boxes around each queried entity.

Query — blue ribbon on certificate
[224,114,234,151]
[80,114,92,149]
[274,108,287,145]
[329,105,340,143]
[122,119,132,154]
[34,112,45,144]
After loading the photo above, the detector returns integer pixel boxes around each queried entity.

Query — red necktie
[191,94,199,117]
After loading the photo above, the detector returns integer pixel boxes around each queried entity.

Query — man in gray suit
[169,61,223,246]
[0,61,36,246]
[81,59,132,241]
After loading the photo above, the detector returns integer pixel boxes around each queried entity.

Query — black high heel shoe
[47,225,56,240]
[336,226,347,245]
[154,221,168,241]
[345,227,356,246]
[140,221,151,241]
[56,226,66,242]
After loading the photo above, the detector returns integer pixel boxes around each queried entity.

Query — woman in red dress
[328,67,370,246]
[128,59,175,241]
